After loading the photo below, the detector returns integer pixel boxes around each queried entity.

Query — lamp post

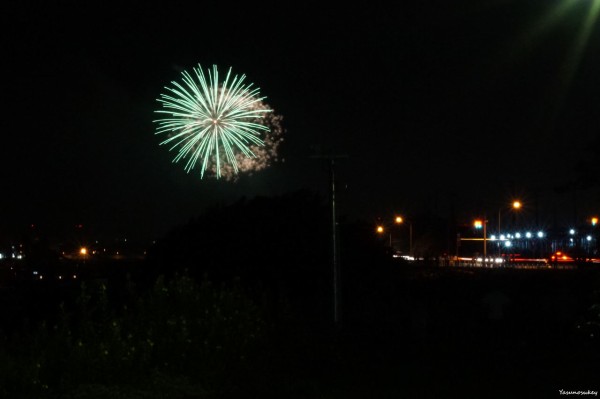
[402,218,414,258]
[79,246,88,265]
[474,218,487,264]
[377,216,412,256]
[498,200,522,256]
[376,224,391,247]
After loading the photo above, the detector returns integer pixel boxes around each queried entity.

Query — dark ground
[268,264,600,398]
[1,260,599,398]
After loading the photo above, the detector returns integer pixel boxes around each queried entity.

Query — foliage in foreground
[0,275,268,398]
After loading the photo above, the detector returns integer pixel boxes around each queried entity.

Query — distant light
[500,234,506,240]
[592,217,598,226]
[490,235,496,241]
[515,233,521,239]
[474,220,483,229]
[505,241,512,247]
[569,229,576,235]
[526,232,532,238]
[587,235,592,241]
[80,247,88,255]
[395,216,403,224]
[513,201,522,209]
[0,253,3,259]
[537,231,544,238]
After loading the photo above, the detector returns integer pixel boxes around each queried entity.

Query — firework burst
[154,64,281,179]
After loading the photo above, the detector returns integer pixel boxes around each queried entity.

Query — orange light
[395,216,403,224]
[79,247,88,255]
[474,220,483,229]
[376,225,384,234]
[592,217,598,226]
[513,201,522,209]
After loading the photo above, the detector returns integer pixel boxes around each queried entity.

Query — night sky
[2,1,599,242]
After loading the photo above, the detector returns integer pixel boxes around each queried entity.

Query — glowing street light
[474,217,487,262]
[498,200,522,256]
[378,215,413,256]
[395,215,413,257]
[499,200,522,235]
[592,217,598,226]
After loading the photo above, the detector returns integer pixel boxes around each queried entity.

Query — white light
[587,236,592,241]
[570,238,574,243]
[537,231,544,238]
[569,229,576,235]
[526,232,532,238]
[490,235,496,240]
[505,241,512,247]
[500,234,506,240]
[515,233,521,239]
[0,253,3,259]
[495,258,504,263]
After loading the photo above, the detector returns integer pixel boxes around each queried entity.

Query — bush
[0,273,267,397]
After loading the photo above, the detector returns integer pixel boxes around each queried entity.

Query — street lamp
[376,216,404,248]
[79,246,88,265]
[394,215,413,256]
[474,217,487,263]
[377,216,412,255]
[498,200,522,255]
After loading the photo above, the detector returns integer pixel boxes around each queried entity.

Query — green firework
[154,64,271,179]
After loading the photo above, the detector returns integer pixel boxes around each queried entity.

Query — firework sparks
[213,99,284,181]
[154,64,281,179]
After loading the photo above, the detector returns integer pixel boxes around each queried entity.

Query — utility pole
[311,151,347,326]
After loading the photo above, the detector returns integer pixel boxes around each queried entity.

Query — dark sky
[1,1,599,242]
